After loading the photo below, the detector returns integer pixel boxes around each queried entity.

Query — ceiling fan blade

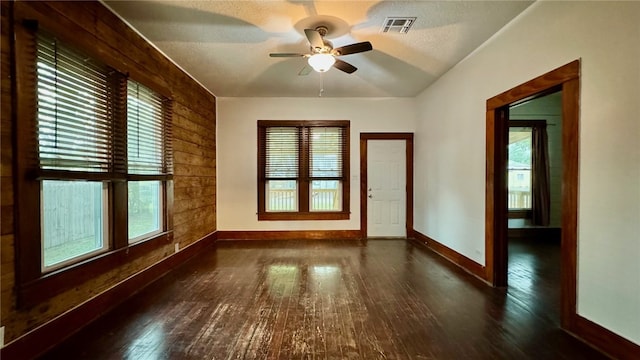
[332,41,373,56]
[270,53,306,57]
[333,59,357,74]
[304,29,325,50]
[298,65,312,76]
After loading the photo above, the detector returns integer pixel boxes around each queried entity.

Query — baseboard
[409,229,486,280]
[508,227,561,242]
[1,232,218,360]
[216,230,362,241]
[570,315,640,360]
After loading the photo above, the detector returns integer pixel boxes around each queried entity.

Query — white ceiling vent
[381,17,416,34]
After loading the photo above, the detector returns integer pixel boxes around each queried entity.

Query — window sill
[258,212,350,221]
[508,209,532,219]
[18,231,173,309]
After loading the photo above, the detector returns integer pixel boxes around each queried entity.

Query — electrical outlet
[174,243,180,253]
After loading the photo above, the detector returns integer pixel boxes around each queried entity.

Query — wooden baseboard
[408,230,639,358]
[570,315,640,360]
[216,230,362,241]
[508,227,561,242]
[409,229,486,280]
[1,232,218,360]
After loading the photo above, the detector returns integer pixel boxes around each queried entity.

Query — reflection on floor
[508,237,561,325]
[40,239,605,359]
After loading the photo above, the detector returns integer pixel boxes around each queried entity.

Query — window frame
[507,120,546,218]
[257,120,350,221]
[13,21,174,307]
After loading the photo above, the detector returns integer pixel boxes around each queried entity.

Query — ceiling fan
[269,26,372,74]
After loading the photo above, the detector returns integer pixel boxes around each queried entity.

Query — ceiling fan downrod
[315,25,329,37]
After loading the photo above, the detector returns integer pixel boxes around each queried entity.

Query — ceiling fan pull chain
[319,73,324,97]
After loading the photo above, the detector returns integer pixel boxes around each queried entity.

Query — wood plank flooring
[508,237,562,327]
[39,239,605,359]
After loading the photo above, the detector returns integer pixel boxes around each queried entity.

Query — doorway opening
[484,60,580,331]
[359,133,414,238]
[507,91,563,325]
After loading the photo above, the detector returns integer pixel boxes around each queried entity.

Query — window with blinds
[126,80,169,243]
[36,32,114,173]
[258,120,349,219]
[127,80,170,175]
[264,127,300,212]
[265,127,300,180]
[35,32,113,270]
[24,30,173,271]
[309,127,345,211]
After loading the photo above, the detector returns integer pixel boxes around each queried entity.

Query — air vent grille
[381,17,416,34]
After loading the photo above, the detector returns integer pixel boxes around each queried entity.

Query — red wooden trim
[492,106,509,287]
[257,212,350,221]
[410,230,486,281]
[216,230,361,241]
[359,137,367,237]
[406,136,414,232]
[1,232,217,360]
[257,120,350,127]
[508,119,547,129]
[484,107,496,284]
[572,315,640,360]
[342,125,351,214]
[487,60,579,110]
[360,133,414,140]
[508,210,531,219]
[300,126,310,212]
[561,77,580,330]
[13,8,43,285]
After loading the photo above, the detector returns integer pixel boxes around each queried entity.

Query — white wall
[217,97,416,231]
[413,1,639,344]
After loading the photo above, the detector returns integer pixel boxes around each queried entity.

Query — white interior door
[367,140,406,237]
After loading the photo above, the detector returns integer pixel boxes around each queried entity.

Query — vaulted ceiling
[103,1,534,98]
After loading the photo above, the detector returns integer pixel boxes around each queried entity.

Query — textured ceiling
[103,1,534,98]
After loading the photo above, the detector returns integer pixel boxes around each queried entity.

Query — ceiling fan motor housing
[311,26,333,53]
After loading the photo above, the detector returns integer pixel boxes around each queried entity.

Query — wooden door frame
[485,60,580,330]
[360,133,414,238]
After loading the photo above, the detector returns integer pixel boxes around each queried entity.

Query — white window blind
[36,32,113,173]
[309,127,345,179]
[265,127,299,179]
[127,80,168,175]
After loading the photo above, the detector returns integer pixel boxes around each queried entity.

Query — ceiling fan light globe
[308,54,336,72]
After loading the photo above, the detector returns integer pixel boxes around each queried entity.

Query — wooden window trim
[507,120,546,213]
[257,120,350,221]
[508,210,532,219]
[18,232,172,308]
[509,120,547,129]
[12,18,174,307]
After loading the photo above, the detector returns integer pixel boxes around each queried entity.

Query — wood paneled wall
[0,0,216,345]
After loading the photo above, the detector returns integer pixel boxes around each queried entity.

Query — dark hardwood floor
[39,239,605,359]
[508,237,562,327]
